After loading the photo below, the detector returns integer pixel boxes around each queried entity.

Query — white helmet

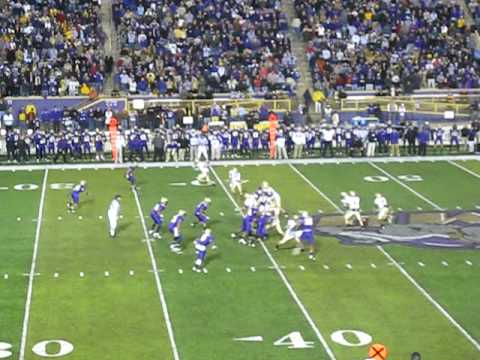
[349,191,356,196]
[179,210,186,216]
[204,228,212,236]
[161,197,168,203]
[204,197,211,203]
[80,180,86,186]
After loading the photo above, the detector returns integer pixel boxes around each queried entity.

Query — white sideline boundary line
[209,166,336,360]
[448,160,480,180]
[291,163,480,352]
[369,162,443,210]
[132,188,180,360]
[0,154,479,172]
[19,169,48,360]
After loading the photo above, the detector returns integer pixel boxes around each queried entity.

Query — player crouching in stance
[107,195,121,238]
[294,211,316,261]
[191,198,211,228]
[229,167,244,195]
[169,210,186,253]
[67,180,87,213]
[374,193,393,225]
[126,166,136,189]
[149,198,168,239]
[192,228,217,273]
[341,191,365,227]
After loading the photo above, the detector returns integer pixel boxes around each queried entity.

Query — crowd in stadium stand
[294,0,480,94]
[0,0,106,97]
[112,0,299,96]
[466,0,480,25]
[1,104,479,163]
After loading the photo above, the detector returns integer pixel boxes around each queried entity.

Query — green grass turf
[0,170,43,358]
[3,160,480,360]
[215,163,480,359]
[135,167,328,360]
[23,170,174,360]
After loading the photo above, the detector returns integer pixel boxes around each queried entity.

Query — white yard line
[19,169,48,360]
[291,163,480,352]
[132,188,181,360]
[369,162,443,210]
[448,160,480,180]
[0,154,479,172]
[210,166,337,360]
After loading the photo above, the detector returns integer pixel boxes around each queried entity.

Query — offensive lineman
[107,195,122,237]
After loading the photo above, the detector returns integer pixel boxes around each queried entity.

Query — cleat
[148,230,154,235]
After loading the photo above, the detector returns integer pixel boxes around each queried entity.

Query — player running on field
[107,195,121,238]
[191,198,211,228]
[341,191,364,226]
[169,210,186,253]
[67,180,87,213]
[149,198,168,239]
[228,167,243,195]
[374,193,393,224]
[295,211,316,260]
[192,228,217,273]
[126,167,136,188]
[275,215,299,250]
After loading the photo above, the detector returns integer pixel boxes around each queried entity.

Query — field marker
[129,270,135,276]
[441,261,449,267]
[448,160,480,180]
[370,263,377,269]
[233,336,264,342]
[418,262,425,267]
[299,265,305,271]
[19,169,48,360]
[80,272,85,278]
[104,271,110,277]
[417,207,423,211]
[4,274,8,280]
[210,165,337,360]
[0,186,8,190]
[250,266,256,272]
[465,260,473,266]
[17,217,21,221]
[323,265,330,270]
[78,216,83,220]
[178,269,183,275]
[289,164,343,213]
[369,162,444,211]
[98,215,103,220]
[346,264,352,270]
[54,272,59,278]
[57,216,62,220]
[225,267,231,273]
[292,164,480,352]
[132,187,181,360]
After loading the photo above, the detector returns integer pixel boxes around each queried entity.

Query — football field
[1,157,480,360]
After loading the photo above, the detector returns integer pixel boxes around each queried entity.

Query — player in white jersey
[342,191,364,226]
[374,193,392,224]
[228,167,243,195]
[107,195,122,237]
[196,162,213,185]
[275,216,299,249]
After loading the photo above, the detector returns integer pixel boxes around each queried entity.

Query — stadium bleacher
[294,0,480,93]
[112,0,299,96]
[0,0,105,97]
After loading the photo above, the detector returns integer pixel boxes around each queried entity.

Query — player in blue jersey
[295,211,316,260]
[67,180,87,213]
[255,208,271,245]
[192,228,217,273]
[126,167,136,188]
[149,198,168,239]
[231,193,257,245]
[169,210,186,253]
[191,198,211,228]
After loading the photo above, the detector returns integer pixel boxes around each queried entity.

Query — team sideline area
[0,156,479,360]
